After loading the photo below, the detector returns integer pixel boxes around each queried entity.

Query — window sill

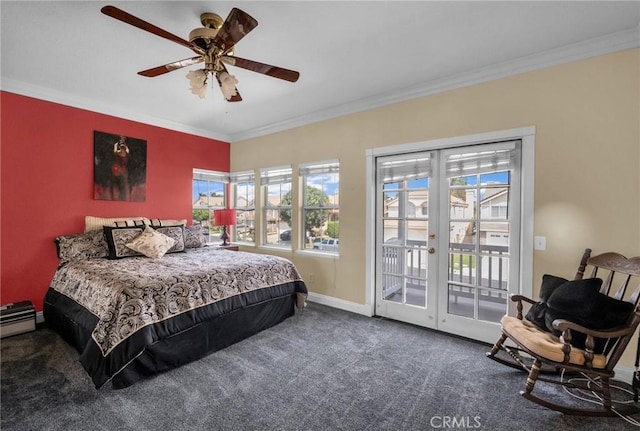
[296,249,340,259]
[258,245,293,253]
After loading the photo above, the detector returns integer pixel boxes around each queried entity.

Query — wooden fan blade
[221,56,300,82]
[212,8,258,54]
[101,5,202,53]
[138,57,204,77]
[216,65,242,102]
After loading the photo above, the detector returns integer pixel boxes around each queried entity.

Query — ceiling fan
[101,5,300,101]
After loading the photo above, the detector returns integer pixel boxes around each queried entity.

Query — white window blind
[377,152,433,183]
[444,141,519,177]
[230,170,255,184]
[260,166,292,185]
[299,160,340,176]
[193,169,229,183]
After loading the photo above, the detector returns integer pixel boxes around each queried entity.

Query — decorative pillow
[85,216,146,232]
[525,276,601,337]
[539,274,569,302]
[146,218,188,227]
[540,277,634,353]
[184,225,207,248]
[592,294,635,329]
[545,278,603,321]
[525,274,634,352]
[152,225,185,254]
[103,225,145,259]
[55,229,108,262]
[525,274,569,329]
[125,225,176,259]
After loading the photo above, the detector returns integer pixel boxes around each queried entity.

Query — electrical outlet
[308,273,314,283]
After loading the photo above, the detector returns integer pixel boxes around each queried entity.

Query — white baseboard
[306,292,372,317]
[614,365,634,385]
[36,311,44,324]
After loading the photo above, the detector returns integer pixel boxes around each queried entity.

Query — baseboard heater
[1,301,36,338]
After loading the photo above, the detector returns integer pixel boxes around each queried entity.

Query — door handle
[428,247,435,254]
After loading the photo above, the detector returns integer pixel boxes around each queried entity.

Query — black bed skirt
[43,283,303,388]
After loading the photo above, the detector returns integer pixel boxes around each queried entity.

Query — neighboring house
[235,195,255,235]
[479,189,509,246]
[382,186,509,247]
[192,194,224,208]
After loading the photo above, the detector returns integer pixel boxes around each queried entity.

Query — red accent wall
[0,91,230,311]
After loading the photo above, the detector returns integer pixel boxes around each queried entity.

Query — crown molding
[2,25,638,144]
[230,25,640,142]
[0,79,232,143]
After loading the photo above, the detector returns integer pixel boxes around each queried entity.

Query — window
[260,166,292,247]
[231,171,255,243]
[192,169,228,242]
[299,160,340,252]
[490,204,508,219]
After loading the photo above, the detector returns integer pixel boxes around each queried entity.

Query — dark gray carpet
[1,304,638,430]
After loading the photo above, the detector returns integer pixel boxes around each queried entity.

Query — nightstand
[212,244,239,251]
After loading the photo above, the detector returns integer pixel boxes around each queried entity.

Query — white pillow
[125,225,176,258]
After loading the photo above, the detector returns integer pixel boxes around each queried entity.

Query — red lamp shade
[213,209,236,226]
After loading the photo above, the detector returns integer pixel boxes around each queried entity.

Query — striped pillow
[84,216,145,232]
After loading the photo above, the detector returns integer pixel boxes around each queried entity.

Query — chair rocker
[486,248,640,416]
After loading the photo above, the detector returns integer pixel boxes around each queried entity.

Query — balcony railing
[448,243,509,290]
[381,241,509,299]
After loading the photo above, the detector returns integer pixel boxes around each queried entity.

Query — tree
[450,177,468,201]
[326,221,339,238]
[280,186,331,234]
[192,209,210,222]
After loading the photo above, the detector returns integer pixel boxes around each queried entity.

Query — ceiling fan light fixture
[218,71,239,100]
[186,69,208,99]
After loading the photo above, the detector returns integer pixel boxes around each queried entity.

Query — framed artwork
[94,131,147,201]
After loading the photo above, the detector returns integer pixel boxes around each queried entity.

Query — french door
[374,140,521,343]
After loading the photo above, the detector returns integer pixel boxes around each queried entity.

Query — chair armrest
[552,318,637,367]
[552,319,635,339]
[509,294,536,305]
[509,294,536,319]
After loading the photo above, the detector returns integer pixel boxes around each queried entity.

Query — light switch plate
[534,236,546,251]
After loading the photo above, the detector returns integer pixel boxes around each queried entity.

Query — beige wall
[231,49,640,365]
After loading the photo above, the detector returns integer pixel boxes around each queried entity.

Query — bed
[43,221,307,389]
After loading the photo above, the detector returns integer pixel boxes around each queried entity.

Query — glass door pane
[380,179,430,307]
[443,141,519,327]
[376,151,435,328]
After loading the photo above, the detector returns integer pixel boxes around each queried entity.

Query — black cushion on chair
[539,274,570,301]
[541,277,634,352]
[525,275,635,353]
[593,294,635,329]
[525,274,570,330]
[545,278,602,321]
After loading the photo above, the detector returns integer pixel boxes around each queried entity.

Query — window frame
[230,170,256,244]
[192,169,229,243]
[260,166,293,249]
[299,160,340,254]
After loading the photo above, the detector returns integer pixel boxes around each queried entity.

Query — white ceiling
[2,1,639,143]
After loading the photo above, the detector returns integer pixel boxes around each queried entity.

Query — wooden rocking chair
[486,248,640,416]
